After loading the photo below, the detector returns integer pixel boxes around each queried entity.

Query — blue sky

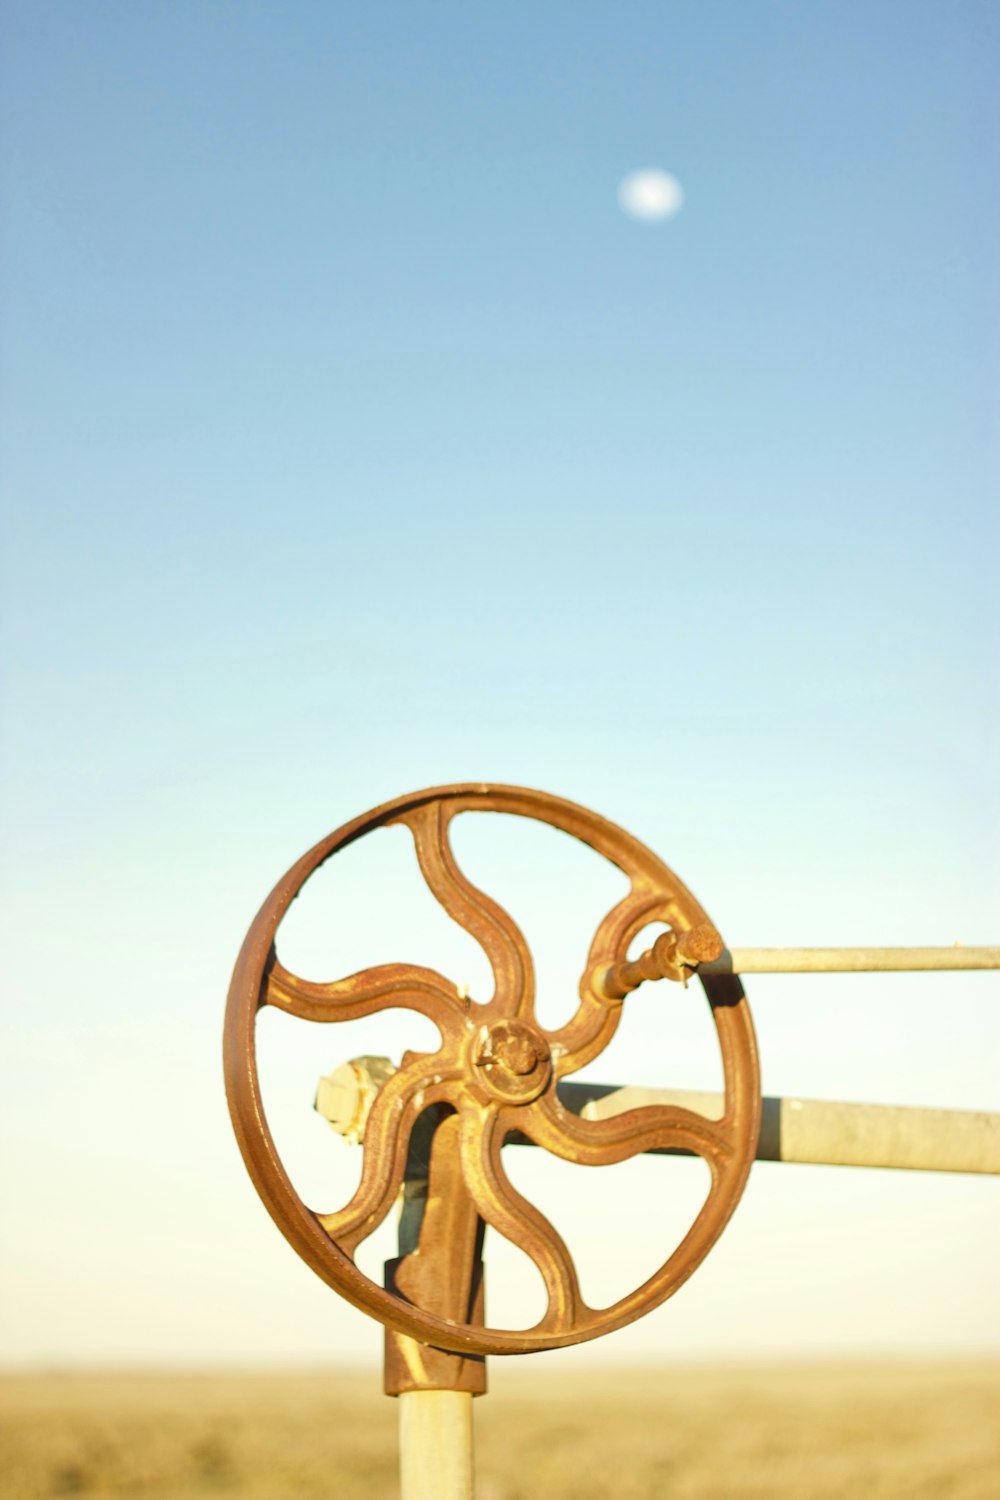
[1,2,997,1365]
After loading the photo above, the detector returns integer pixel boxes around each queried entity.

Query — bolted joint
[471,1020,552,1104]
[596,922,725,1001]
[477,1029,540,1076]
[314,1055,397,1145]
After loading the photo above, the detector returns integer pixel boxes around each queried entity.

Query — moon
[618,169,684,222]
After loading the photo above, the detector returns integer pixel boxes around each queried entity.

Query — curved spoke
[398,801,535,1020]
[316,1061,460,1256]
[523,1093,734,1170]
[547,889,666,1077]
[457,1103,584,1334]
[264,955,468,1042]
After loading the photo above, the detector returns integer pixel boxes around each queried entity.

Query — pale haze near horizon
[0,1,997,1371]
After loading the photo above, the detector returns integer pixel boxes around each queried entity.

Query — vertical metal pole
[399,1391,474,1500]
[385,1110,485,1500]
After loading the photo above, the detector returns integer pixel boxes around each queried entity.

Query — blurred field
[2,1361,998,1500]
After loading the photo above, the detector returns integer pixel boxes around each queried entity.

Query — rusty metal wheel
[224,784,760,1355]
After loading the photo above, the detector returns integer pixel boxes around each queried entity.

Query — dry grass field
[2,1361,998,1500]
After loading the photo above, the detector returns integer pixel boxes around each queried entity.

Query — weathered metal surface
[384,1111,487,1396]
[224,784,760,1356]
[598,922,725,998]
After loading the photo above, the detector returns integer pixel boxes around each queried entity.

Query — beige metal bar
[399,1391,474,1500]
[700,946,1000,975]
[555,1083,1000,1175]
[316,1061,1000,1174]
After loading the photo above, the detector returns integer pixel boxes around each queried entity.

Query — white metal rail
[701,946,1000,974]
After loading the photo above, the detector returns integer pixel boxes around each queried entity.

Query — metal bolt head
[472,1020,551,1103]
[494,1030,539,1075]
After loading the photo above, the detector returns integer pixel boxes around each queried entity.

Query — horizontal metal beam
[316,1061,1000,1175]
[700,946,1000,974]
[550,1083,1000,1175]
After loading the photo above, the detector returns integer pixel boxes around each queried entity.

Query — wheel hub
[472,1019,551,1103]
